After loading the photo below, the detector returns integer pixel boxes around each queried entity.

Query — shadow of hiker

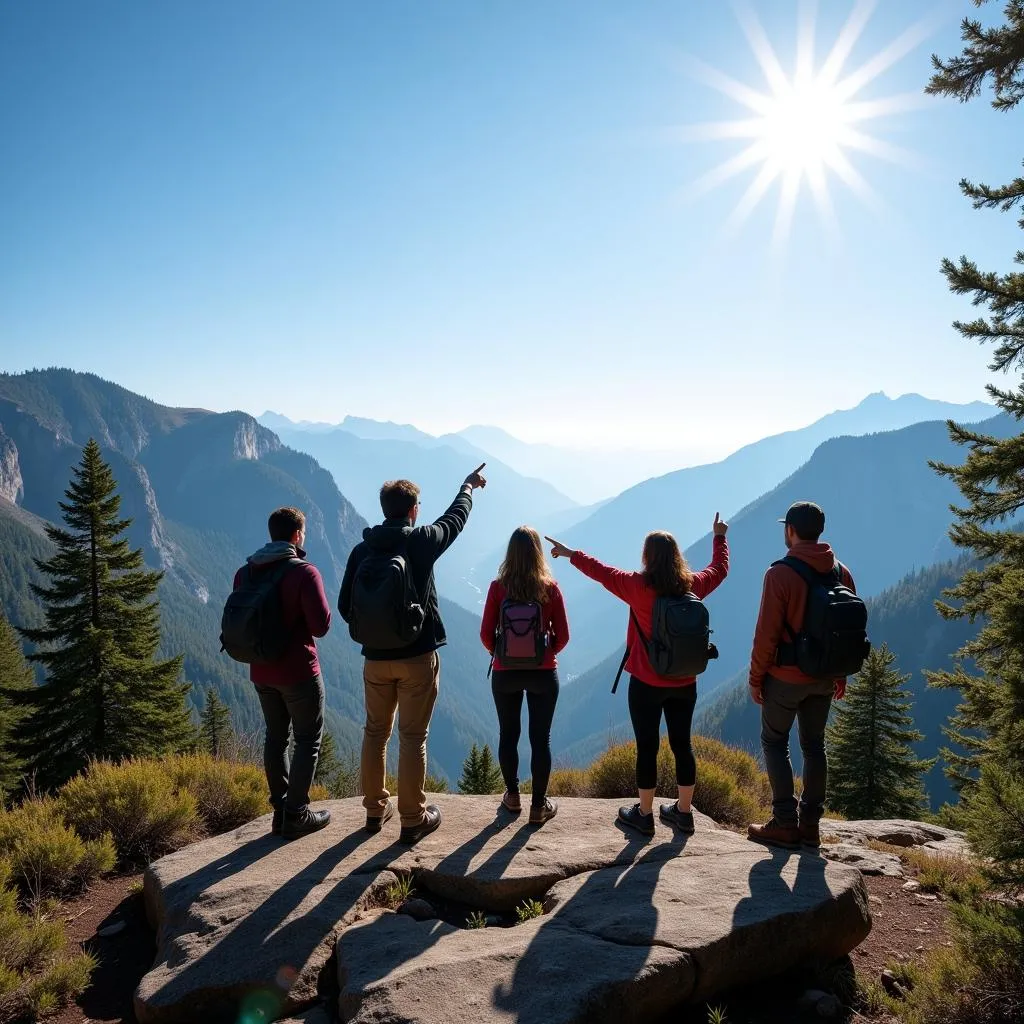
[493,834,690,1023]
[145,828,403,1022]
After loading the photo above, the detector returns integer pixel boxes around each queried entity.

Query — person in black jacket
[339,464,486,844]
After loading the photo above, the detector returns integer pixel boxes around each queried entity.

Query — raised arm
[421,464,488,557]
[690,514,730,599]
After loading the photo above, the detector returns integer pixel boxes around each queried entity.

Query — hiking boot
[659,803,695,834]
[400,805,442,845]
[617,804,655,836]
[798,818,821,849]
[529,798,558,825]
[365,800,395,834]
[271,805,284,836]
[281,807,332,841]
[747,818,800,850]
[501,791,522,815]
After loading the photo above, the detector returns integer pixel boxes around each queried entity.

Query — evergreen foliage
[313,729,341,789]
[199,688,233,759]
[825,645,935,819]
[919,9,1024,1020]
[457,743,503,795]
[0,613,33,802]
[12,440,193,787]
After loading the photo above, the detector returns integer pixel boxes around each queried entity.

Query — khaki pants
[361,651,440,827]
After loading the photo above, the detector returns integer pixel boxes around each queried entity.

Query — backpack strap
[612,608,648,694]
[772,555,840,664]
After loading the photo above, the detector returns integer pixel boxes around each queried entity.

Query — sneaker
[281,807,332,841]
[798,818,821,849]
[501,791,522,815]
[617,804,655,836]
[365,800,395,834]
[271,805,284,836]
[659,803,695,834]
[747,818,800,850]
[529,798,558,825]
[399,805,442,845]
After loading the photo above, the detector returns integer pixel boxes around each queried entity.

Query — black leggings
[491,669,559,807]
[627,676,697,790]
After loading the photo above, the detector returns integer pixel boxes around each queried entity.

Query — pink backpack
[495,599,547,667]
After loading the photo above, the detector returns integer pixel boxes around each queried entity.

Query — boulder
[820,842,904,877]
[136,795,871,1024]
[820,819,969,857]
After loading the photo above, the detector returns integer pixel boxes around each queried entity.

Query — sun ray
[772,167,803,251]
[733,2,790,96]
[806,160,840,241]
[835,126,921,168]
[795,0,817,85]
[689,140,771,197]
[823,146,882,213]
[662,118,767,143]
[819,0,877,87]
[842,92,932,123]
[683,57,774,114]
[834,14,943,101]
[724,159,784,235]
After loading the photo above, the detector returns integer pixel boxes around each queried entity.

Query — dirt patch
[53,872,154,1024]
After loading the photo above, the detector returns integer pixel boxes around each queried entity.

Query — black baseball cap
[779,501,825,537]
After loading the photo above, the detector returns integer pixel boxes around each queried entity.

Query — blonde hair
[497,526,554,604]
[641,531,693,597]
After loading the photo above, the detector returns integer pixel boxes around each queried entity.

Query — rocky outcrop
[820,819,970,858]
[135,796,871,1024]
[0,427,23,504]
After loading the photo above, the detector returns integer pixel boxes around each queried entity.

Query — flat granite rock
[820,842,905,877]
[820,818,969,856]
[135,795,871,1024]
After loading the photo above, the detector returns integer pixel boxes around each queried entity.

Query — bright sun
[680,0,936,247]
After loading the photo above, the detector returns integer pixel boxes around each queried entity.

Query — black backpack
[494,599,547,667]
[348,544,425,650]
[220,557,305,664]
[612,595,719,693]
[774,556,870,679]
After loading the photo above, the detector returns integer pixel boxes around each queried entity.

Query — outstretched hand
[713,512,728,537]
[464,463,487,490]
[544,535,576,559]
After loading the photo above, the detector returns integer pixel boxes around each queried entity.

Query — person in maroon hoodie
[747,501,854,851]
[547,516,729,836]
[480,526,570,825]
[232,507,332,841]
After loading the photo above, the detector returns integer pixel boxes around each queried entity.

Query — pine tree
[314,729,341,790]
[826,645,934,819]
[14,439,193,786]
[920,9,1024,1017]
[0,612,33,801]
[457,743,503,794]
[925,2,1024,884]
[199,687,233,758]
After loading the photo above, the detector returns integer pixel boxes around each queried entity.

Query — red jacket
[748,541,856,688]
[570,535,729,687]
[480,580,569,672]
[232,542,331,686]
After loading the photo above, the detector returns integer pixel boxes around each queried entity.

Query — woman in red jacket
[480,526,569,825]
[546,515,729,836]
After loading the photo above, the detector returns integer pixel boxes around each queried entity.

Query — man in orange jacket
[746,501,854,851]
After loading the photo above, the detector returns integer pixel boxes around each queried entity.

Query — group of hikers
[222,462,870,852]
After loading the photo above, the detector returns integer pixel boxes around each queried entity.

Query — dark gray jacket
[338,485,472,660]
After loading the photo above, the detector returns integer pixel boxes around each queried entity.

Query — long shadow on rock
[141,830,401,1023]
[493,833,694,1023]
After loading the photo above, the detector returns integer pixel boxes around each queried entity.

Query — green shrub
[165,754,267,835]
[0,861,95,1022]
[693,736,772,808]
[514,898,544,922]
[58,760,199,864]
[692,762,763,828]
[546,768,589,797]
[0,800,115,903]
[587,742,637,798]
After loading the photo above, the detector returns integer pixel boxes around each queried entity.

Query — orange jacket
[748,541,856,688]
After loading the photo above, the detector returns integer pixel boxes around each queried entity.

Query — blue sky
[0,1,1018,461]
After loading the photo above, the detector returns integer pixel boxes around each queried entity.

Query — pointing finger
[473,463,486,474]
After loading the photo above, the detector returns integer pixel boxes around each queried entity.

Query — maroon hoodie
[232,542,331,686]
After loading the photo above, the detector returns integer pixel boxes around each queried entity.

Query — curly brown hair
[641,531,693,597]
[497,526,554,604]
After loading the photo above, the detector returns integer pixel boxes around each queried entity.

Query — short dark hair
[380,479,420,520]
[268,506,305,542]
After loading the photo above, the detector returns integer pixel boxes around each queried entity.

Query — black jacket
[338,485,473,660]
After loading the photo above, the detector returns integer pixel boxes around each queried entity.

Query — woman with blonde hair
[546,516,729,835]
[480,526,569,824]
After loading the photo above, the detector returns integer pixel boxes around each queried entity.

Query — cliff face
[0,427,23,505]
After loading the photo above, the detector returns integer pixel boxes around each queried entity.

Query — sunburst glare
[678,0,938,248]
